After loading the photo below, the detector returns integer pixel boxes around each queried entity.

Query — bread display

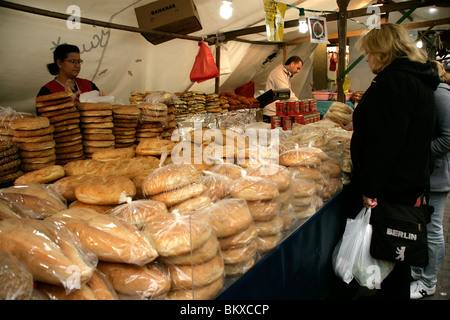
[0,89,355,300]
[324,101,353,126]
[46,207,158,265]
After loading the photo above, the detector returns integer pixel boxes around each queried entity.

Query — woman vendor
[36,44,106,105]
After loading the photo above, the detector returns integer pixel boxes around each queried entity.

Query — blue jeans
[411,192,448,287]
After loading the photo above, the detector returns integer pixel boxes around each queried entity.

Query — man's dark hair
[284,56,303,65]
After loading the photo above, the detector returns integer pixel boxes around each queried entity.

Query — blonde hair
[430,60,450,85]
[357,23,427,74]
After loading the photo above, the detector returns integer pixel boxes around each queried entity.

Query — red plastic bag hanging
[189,42,219,83]
[329,52,337,71]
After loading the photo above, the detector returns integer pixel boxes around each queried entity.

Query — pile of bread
[219,92,260,111]
[0,118,353,300]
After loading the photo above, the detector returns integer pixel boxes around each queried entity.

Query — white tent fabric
[0,0,448,115]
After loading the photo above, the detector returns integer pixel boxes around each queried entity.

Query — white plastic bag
[332,207,395,288]
[352,209,395,289]
[332,207,367,284]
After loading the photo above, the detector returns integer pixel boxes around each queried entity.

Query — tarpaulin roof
[0,0,448,114]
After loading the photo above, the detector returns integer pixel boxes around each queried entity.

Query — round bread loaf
[254,215,283,237]
[208,163,243,180]
[143,211,212,257]
[218,223,258,250]
[10,117,50,131]
[198,198,254,238]
[150,182,206,208]
[221,240,257,265]
[12,125,54,137]
[165,253,224,289]
[160,234,219,265]
[230,176,279,201]
[78,102,113,111]
[97,262,170,299]
[224,257,255,276]
[246,164,291,192]
[200,173,232,201]
[256,233,282,253]
[279,149,321,167]
[288,166,323,181]
[106,199,167,230]
[291,178,316,197]
[246,197,281,221]
[75,175,136,205]
[51,174,97,202]
[170,194,212,213]
[142,163,200,196]
[166,276,223,300]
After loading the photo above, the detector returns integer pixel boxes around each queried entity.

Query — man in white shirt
[263,56,303,121]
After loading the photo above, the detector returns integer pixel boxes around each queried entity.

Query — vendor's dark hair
[285,56,303,65]
[46,44,80,75]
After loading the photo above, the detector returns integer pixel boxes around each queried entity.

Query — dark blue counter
[216,186,350,300]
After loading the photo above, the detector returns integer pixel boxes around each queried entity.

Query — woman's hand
[363,195,378,208]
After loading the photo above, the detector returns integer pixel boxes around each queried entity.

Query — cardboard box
[135,0,202,45]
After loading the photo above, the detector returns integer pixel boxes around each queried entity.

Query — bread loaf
[230,176,279,201]
[46,207,158,265]
[97,262,170,299]
[75,175,136,205]
[0,218,96,287]
[246,164,291,192]
[143,211,212,257]
[14,165,65,185]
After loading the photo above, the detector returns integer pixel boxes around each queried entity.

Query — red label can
[282,116,292,130]
[294,115,304,124]
[286,101,298,116]
[298,100,304,114]
[271,116,282,129]
[275,102,286,116]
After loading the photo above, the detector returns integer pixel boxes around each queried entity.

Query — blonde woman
[348,23,440,299]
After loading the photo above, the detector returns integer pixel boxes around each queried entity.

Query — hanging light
[298,8,308,33]
[220,1,233,19]
[416,39,423,48]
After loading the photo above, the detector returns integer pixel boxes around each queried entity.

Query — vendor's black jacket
[350,58,440,206]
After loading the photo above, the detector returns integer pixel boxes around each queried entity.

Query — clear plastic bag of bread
[229,174,280,202]
[96,261,170,300]
[0,183,67,219]
[200,171,233,202]
[105,198,168,230]
[37,269,119,300]
[0,218,98,292]
[141,210,225,300]
[0,249,34,300]
[144,91,177,105]
[46,207,159,266]
[141,163,206,208]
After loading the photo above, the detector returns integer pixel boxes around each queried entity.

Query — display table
[216,186,350,300]
[317,101,355,116]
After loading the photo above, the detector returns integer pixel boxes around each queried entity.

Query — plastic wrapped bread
[0,218,97,288]
[46,207,158,265]
[97,261,170,299]
[0,250,34,300]
[0,183,67,219]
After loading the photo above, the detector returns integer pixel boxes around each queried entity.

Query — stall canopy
[0,0,449,114]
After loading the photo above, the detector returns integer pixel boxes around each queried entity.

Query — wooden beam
[0,0,204,42]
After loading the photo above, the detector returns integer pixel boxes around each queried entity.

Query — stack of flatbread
[112,105,140,148]
[35,91,83,165]
[10,116,56,172]
[0,140,22,185]
[205,93,222,113]
[78,102,115,158]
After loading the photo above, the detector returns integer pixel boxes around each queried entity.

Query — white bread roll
[230,176,279,201]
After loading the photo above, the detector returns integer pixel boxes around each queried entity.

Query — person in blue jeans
[410,60,450,299]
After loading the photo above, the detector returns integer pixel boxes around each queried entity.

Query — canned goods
[298,100,304,114]
[276,102,286,116]
[282,116,292,130]
[293,115,304,124]
[286,101,298,116]
[271,116,282,129]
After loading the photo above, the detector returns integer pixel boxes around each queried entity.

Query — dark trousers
[375,262,412,300]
